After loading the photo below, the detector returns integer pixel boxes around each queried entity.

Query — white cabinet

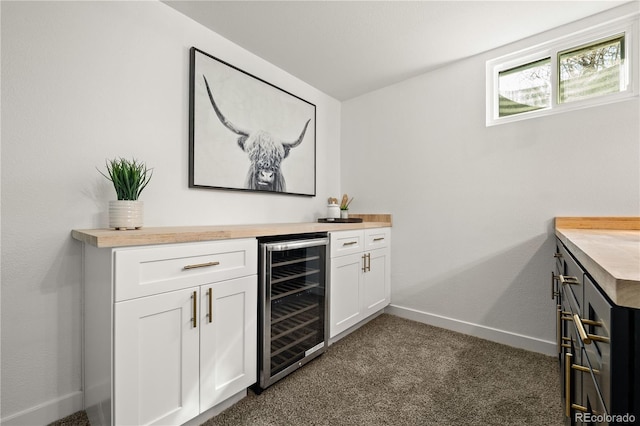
[200,276,256,410]
[329,228,390,339]
[114,287,200,426]
[330,252,364,335]
[84,238,257,426]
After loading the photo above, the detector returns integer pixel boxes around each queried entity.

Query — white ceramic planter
[109,200,143,230]
[340,210,349,219]
[327,203,340,219]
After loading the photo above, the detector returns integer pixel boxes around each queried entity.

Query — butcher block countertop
[72,214,392,248]
[555,217,640,309]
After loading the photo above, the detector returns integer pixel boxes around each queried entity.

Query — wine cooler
[255,233,329,392]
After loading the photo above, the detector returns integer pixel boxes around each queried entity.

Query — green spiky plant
[99,158,152,200]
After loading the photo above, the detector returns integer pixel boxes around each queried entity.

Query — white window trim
[486,13,639,127]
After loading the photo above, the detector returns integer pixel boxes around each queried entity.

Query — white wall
[342,4,639,354]
[0,1,341,423]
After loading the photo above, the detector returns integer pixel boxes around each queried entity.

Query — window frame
[486,15,638,126]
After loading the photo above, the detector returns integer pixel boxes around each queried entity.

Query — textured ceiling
[164,1,634,100]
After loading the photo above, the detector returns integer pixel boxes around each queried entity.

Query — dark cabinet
[553,238,639,425]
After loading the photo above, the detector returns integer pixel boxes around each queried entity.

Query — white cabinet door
[362,247,390,318]
[114,287,200,426]
[329,252,364,338]
[200,275,257,411]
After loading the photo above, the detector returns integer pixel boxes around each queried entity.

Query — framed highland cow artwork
[189,47,316,196]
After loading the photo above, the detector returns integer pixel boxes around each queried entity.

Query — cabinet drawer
[582,274,611,407]
[558,242,584,312]
[115,238,257,301]
[365,228,390,250]
[330,230,364,257]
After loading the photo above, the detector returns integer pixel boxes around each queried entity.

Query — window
[487,15,638,126]
[498,58,551,116]
[558,35,625,104]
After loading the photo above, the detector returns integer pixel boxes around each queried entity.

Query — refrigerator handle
[263,238,329,252]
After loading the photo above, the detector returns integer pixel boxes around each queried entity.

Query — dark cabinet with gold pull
[554,238,639,425]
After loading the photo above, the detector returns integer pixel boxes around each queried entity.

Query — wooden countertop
[72,214,392,248]
[555,217,640,309]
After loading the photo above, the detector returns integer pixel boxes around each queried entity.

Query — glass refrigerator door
[267,242,326,376]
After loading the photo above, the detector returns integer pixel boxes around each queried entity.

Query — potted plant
[99,157,152,230]
[340,194,353,219]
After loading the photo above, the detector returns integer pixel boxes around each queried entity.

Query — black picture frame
[189,47,317,196]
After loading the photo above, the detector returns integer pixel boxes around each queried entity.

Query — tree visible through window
[498,58,551,117]
[558,35,625,104]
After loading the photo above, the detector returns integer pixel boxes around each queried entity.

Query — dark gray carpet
[50,314,563,425]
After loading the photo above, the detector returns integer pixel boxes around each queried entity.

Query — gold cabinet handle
[573,314,610,344]
[556,305,562,352]
[566,362,598,415]
[565,352,572,417]
[183,261,220,270]
[373,237,384,242]
[589,334,610,343]
[581,318,602,327]
[559,275,579,285]
[192,291,197,328]
[564,354,592,417]
[343,241,358,246]
[361,253,371,272]
[551,272,559,299]
[572,403,588,413]
[573,313,591,344]
[554,253,563,259]
[572,364,600,375]
[208,287,213,323]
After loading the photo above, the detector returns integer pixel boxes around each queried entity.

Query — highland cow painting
[189,47,316,196]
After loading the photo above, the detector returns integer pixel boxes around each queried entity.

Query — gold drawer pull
[573,314,610,344]
[572,364,600,374]
[183,261,220,270]
[343,241,358,246]
[559,275,580,285]
[573,314,591,344]
[373,237,385,241]
[556,306,562,350]
[554,253,563,259]
[571,403,588,413]
[551,272,559,299]
[564,355,591,417]
[581,318,602,327]
[565,352,572,417]
[588,334,610,344]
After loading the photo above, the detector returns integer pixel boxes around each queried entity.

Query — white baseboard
[385,305,556,356]
[0,391,83,426]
